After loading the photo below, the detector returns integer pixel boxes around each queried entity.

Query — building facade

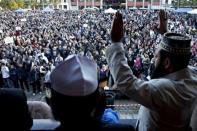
[31,0,70,10]
[37,0,171,10]
[53,0,70,10]
[69,0,171,10]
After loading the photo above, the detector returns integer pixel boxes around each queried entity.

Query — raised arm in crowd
[106,10,197,131]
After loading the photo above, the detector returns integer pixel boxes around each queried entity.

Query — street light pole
[126,0,128,10]
[92,0,94,7]
[100,0,103,9]
[77,0,79,10]
[42,0,45,9]
[84,0,86,8]
[143,0,145,8]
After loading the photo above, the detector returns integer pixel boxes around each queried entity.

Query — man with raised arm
[106,10,197,131]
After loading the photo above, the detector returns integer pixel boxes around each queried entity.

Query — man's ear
[163,57,170,69]
[163,57,172,71]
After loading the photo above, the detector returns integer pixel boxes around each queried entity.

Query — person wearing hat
[48,54,135,131]
[49,54,106,131]
[106,10,197,131]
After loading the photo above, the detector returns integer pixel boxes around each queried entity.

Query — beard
[150,62,167,79]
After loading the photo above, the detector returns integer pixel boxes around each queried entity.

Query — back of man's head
[159,32,191,71]
[0,88,33,130]
[27,101,53,119]
[50,55,106,126]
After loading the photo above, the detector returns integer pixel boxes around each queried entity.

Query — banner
[21,18,27,22]
[4,37,14,44]
[83,24,88,28]
[16,27,21,31]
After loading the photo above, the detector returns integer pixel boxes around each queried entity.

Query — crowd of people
[0,9,197,94]
[0,8,196,131]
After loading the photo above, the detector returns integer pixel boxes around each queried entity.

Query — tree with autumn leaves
[0,0,24,10]
[0,0,60,10]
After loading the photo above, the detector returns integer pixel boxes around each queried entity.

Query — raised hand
[111,11,124,42]
[158,10,168,34]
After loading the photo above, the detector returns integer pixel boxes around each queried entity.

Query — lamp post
[84,0,86,8]
[126,0,128,10]
[77,0,79,10]
[92,0,94,7]
[100,0,103,9]
[42,0,44,9]
[143,0,145,8]
[150,0,152,9]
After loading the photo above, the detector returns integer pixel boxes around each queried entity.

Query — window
[54,5,57,9]
[64,5,67,9]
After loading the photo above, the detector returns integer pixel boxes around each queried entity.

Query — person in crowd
[44,67,51,89]
[49,54,107,130]
[1,60,11,88]
[54,53,63,66]
[0,63,3,87]
[44,67,52,96]
[0,10,197,91]
[18,63,30,91]
[0,88,33,130]
[48,54,134,131]
[9,63,19,88]
[105,10,197,131]
[190,103,197,131]
[29,65,41,95]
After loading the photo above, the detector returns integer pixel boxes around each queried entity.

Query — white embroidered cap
[50,54,98,96]
[159,32,191,54]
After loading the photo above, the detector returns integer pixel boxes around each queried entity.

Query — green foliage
[0,0,24,9]
[27,0,39,9]
[49,0,59,5]
[16,0,24,8]
[193,0,197,5]
[0,0,10,9]
[0,0,61,9]
[8,0,18,9]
